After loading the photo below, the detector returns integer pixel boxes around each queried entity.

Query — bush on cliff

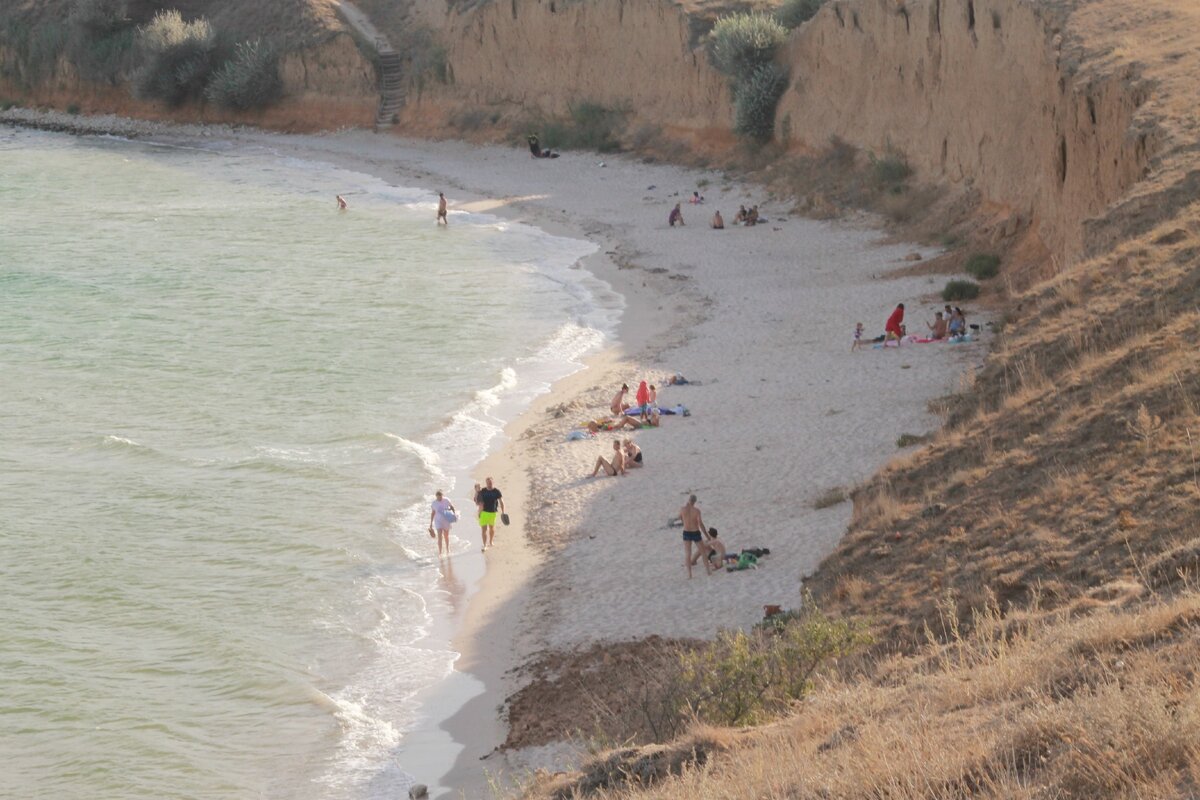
[133,10,215,106]
[69,0,130,37]
[67,0,136,85]
[708,13,787,85]
[734,63,788,142]
[204,38,282,111]
[677,602,871,727]
[943,279,981,301]
[965,252,1001,280]
[776,0,828,30]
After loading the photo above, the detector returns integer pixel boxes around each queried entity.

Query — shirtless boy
[437,192,448,225]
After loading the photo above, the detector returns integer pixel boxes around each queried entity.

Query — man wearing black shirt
[477,476,505,551]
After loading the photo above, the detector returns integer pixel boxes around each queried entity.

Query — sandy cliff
[427,0,731,131]
[423,0,1159,270]
[777,0,1152,272]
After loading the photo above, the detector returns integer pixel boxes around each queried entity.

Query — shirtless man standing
[679,494,712,578]
[436,192,448,225]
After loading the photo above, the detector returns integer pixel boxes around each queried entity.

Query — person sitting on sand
[667,373,689,386]
[948,307,965,337]
[885,303,905,345]
[711,210,724,229]
[927,311,948,340]
[689,191,704,204]
[954,306,968,332]
[733,205,747,224]
[745,206,760,226]
[611,383,630,416]
[336,194,347,210]
[590,440,626,477]
[691,526,729,569]
[623,439,643,468]
[668,203,685,227]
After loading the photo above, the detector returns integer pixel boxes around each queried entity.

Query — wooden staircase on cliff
[375,46,405,130]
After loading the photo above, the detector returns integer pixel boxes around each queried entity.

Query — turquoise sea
[0,127,617,799]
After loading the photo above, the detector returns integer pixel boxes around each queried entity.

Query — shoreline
[5,108,991,799]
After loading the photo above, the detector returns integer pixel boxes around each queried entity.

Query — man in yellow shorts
[477,476,505,551]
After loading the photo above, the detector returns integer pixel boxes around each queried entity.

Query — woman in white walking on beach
[428,489,458,556]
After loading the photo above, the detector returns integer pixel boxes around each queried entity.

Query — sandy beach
[3,109,988,798]
[221,127,991,797]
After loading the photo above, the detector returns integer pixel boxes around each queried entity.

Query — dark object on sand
[763,604,783,618]
[528,135,560,159]
[501,513,511,526]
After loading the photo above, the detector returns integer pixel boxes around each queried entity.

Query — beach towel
[727,552,759,571]
[627,404,688,416]
[566,430,595,441]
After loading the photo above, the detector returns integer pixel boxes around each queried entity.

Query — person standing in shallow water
[428,489,457,556]
[679,494,712,579]
[437,192,448,225]
[477,477,504,551]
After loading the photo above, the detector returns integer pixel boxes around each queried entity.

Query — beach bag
[442,508,458,523]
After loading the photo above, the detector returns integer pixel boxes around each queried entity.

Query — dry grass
[521,592,1200,799]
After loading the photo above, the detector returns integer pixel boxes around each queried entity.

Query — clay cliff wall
[432,0,731,131]
[427,0,1152,267]
[776,0,1150,267]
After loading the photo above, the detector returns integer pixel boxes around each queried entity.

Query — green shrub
[965,252,1001,280]
[69,0,131,37]
[67,0,136,85]
[204,38,282,111]
[535,102,626,153]
[776,0,827,29]
[943,279,981,301]
[569,102,624,152]
[734,63,788,142]
[871,152,912,185]
[132,10,215,106]
[707,13,787,84]
[678,601,872,727]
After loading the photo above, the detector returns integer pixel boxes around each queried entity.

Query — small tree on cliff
[205,38,283,111]
[707,13,787,85]
[132,10,215,106]
[707,13,789,143]
[734,63,788,142]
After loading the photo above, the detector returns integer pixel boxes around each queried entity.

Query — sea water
[0,128,617,799]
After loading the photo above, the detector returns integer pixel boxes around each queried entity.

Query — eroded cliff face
[431,0,731,130]
[777,0,1150,267]
[426,0,1153,268]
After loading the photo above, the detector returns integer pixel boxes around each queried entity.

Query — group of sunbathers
[586,379,661,476]
[853,303,974,351]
